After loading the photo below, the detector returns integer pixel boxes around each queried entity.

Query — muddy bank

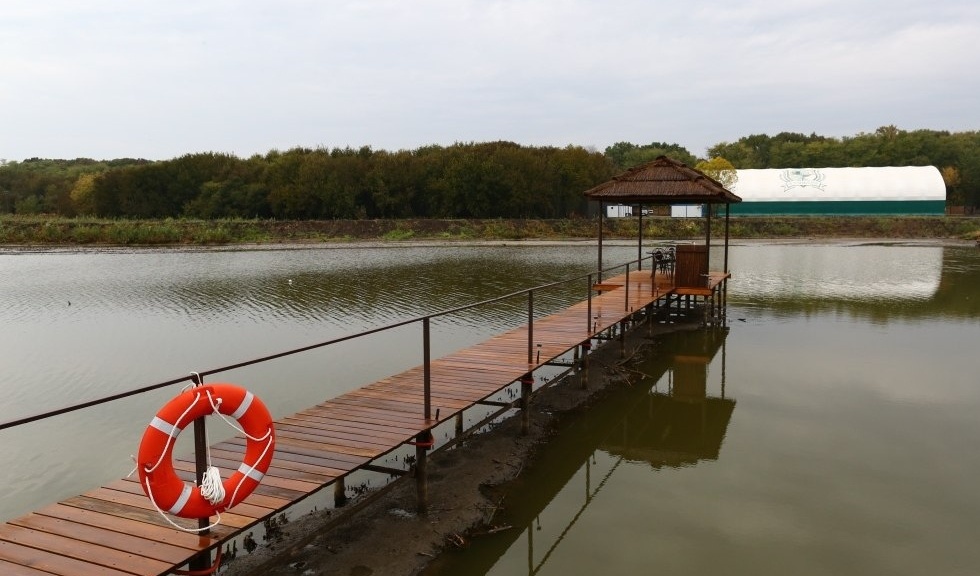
[222,321,685,576]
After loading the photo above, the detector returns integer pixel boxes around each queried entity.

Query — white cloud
[1,0,978,160]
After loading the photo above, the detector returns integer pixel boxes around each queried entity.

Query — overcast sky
[2,0,978,162]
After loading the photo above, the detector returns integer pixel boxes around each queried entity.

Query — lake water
[2,240,978,575]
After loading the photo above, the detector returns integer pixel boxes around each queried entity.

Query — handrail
[0,254,655,433]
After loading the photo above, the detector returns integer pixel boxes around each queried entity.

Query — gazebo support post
[724,204,731,273]
[704,203,712,277]
[597,201,604,281]
[637,204,643,271]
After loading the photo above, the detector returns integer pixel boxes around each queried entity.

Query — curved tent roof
[584,156,742,204]
[732,166,946,202]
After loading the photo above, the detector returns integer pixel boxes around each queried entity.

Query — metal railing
[0,254,657,434]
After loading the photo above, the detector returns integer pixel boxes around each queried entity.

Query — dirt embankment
[222,322,678,576]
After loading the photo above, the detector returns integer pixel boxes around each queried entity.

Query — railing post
[190,373,211,572]
[422,317,431,421]
[527,290,534,365]
[586,273,592,335]
[418,318,432,515]
[625,263,630,312]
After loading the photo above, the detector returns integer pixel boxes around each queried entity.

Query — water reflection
[731,244,942,301]
[424,327,734,576]
[602,329,734,468]
[727,243,980,320]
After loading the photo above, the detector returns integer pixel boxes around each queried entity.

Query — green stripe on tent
[728,200,945,216]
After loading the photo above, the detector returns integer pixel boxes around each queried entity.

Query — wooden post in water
[415,433,428,515]
[334,478,347,507]
[520,374,533,435]
[580,342,589,388]
[619,320,626,357]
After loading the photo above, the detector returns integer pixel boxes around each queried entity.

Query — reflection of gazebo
[584,156,742,293]
[602,327,734,466]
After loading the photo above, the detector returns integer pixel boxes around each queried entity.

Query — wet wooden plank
[34,503,210,551]
[308,403,430,427]
[279,416,412,443]
[0,524,168,575]
[60,495,232,540]
[168,460,321,499]
[272,434,386,460]
[115,476,294,513]
[273,423,402,450]
[0,539,136,576]
[80,487,254,529]
[291,410,421,435]
[173,453,336,486]
[0,558,54,576]
[10,513,190,564]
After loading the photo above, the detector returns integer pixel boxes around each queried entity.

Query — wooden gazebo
[584,156,742,324]
[584,155,742,285]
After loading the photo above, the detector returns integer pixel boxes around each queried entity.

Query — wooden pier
[0,265,731,576]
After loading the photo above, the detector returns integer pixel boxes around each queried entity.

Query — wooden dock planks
[0,271,679,576]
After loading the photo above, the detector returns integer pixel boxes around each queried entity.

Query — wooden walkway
[0,269,721,576]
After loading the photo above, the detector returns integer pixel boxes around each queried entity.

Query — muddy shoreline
[221,321,685,576]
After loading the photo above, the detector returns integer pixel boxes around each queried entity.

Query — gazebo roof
[584,155,742,204]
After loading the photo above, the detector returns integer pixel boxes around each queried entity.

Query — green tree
[604,141,697,170]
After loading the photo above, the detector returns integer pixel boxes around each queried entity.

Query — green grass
[1,215,977,246]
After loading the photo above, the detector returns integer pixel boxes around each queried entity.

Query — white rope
[204,390,272,443]
[204,388,274,508]
[143,474,222,533]
[227,432,274,508]
[199,465,225,506]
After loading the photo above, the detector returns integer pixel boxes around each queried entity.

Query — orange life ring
[137,383,275,519]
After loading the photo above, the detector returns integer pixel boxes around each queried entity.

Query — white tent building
[728,166,946,215]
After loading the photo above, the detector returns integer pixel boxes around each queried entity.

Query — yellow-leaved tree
[70,172,99,215]
[695,157,738,190]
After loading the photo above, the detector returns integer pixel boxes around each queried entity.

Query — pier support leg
[334,477,347,508]
[580,342,590,388]
[415,434,428,515]
[520,374,533,435]
[455,412,463,438]
[619,320,627,357]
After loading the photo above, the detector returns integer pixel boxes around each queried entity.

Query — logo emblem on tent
[780,168,826,192]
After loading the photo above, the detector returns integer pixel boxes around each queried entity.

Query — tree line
[1,126,977,219]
